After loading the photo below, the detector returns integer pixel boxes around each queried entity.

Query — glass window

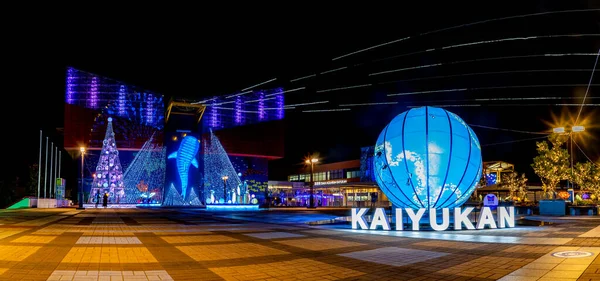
[330,169,343,179]
[347,170,362,179]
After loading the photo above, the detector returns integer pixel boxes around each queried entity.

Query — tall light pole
[553,125,585,189]
[221,176,228,203]
[77,147,86,210]
[305,157,319,208]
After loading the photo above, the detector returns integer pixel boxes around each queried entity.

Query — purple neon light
[118,85,126,115]
[235,96,243,124]
[211,101,219,128]
[258,91,265,120]
[66,68,75,104]
[89,76,98,108]
[275,89,284,119]
[146,93,154,124]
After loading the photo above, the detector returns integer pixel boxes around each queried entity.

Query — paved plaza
[1,208,600,280]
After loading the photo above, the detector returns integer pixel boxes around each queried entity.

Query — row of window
[288,169,362,182]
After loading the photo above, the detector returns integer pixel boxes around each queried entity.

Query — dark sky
[3,2,600,184]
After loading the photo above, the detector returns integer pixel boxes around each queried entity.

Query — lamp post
[77,147,86,210]
[305,157,319,208]
[222,176,228,203]
[553,125,585,189]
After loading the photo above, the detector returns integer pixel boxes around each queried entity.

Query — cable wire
[469,124,550,135]
[575,48,600,125]
[482,136,548,147]
[573,139,599,166]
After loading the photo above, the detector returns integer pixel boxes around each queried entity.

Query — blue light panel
[373,106,482,209]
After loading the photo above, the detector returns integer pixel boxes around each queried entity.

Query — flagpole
[54,146,58,198]
[50,142,53,199]
[44,137,48,198]
[37,130,42,204]
[58,151,61,180]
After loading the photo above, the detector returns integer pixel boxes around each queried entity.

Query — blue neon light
[66,68,74,104]
[485,173,497,186]
[206,204,260,211]
[168,136,200,200]
[373,106,482,209]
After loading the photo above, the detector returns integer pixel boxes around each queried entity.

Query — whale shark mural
[168,136,200,200]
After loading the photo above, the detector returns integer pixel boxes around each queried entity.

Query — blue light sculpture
[167,136,200,200]
[373,106,482,209]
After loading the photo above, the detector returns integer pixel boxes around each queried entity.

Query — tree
[501,172,528,201]
[572,162,600,199]
[531,134,570,198]
[89,117,125,203]
[26,164,39,196]
[472,173,488,201]
[517,173,529,201]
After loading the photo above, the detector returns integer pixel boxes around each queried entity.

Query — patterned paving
[176,243,288,261]
[161,235,238,244]
[48,270,174,281]
[499,246,600,280]
[11,235,57,244]
[244,232,304,239]
[0,245,41,261]
[76,236,142,244]
[1,208,600,280]
[274,237,364,251]
[61,247,158,263]
[339,247,448,267]
[209,258,365,280]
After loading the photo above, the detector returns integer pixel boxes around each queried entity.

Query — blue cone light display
[373,106,482,209]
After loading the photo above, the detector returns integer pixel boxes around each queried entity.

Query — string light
[290,74,316,83]
[332,9,599,61]
[302,108,351,112]
[316,84,371,93]
[122,133,166,204]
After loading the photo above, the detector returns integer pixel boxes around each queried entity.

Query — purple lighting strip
[89,76,98,109]
[258,91,265,120]
[118,85,126,115]
[211,101,219,128]
[146,93,154,124]
[235,96,243,124]
[275,89,284,119]
[66,68,75,104]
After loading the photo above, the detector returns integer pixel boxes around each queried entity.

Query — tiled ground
[1,208,600,280]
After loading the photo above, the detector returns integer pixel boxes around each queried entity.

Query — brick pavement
[0,208,599,280]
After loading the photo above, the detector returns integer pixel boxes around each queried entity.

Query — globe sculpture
[373,106,482,209]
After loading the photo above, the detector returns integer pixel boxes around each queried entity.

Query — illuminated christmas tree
[89,117,125,203]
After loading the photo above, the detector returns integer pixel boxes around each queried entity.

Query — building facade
[268,148,391,207]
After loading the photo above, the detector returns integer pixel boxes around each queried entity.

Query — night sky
[3,2,599,185]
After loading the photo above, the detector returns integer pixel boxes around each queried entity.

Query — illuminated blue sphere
[373,106,482,209]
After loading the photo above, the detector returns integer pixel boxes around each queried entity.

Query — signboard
[314,179,348,186]
[568,189,575,203]
[552,251,594,258]
[55,178,65,200]
[483,194,498,210]
[351,206,515,231]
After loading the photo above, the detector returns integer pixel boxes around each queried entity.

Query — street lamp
[221,176,228,203]
[77,147,86,210]
[305,157,319,208]
[553,125,585,189]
